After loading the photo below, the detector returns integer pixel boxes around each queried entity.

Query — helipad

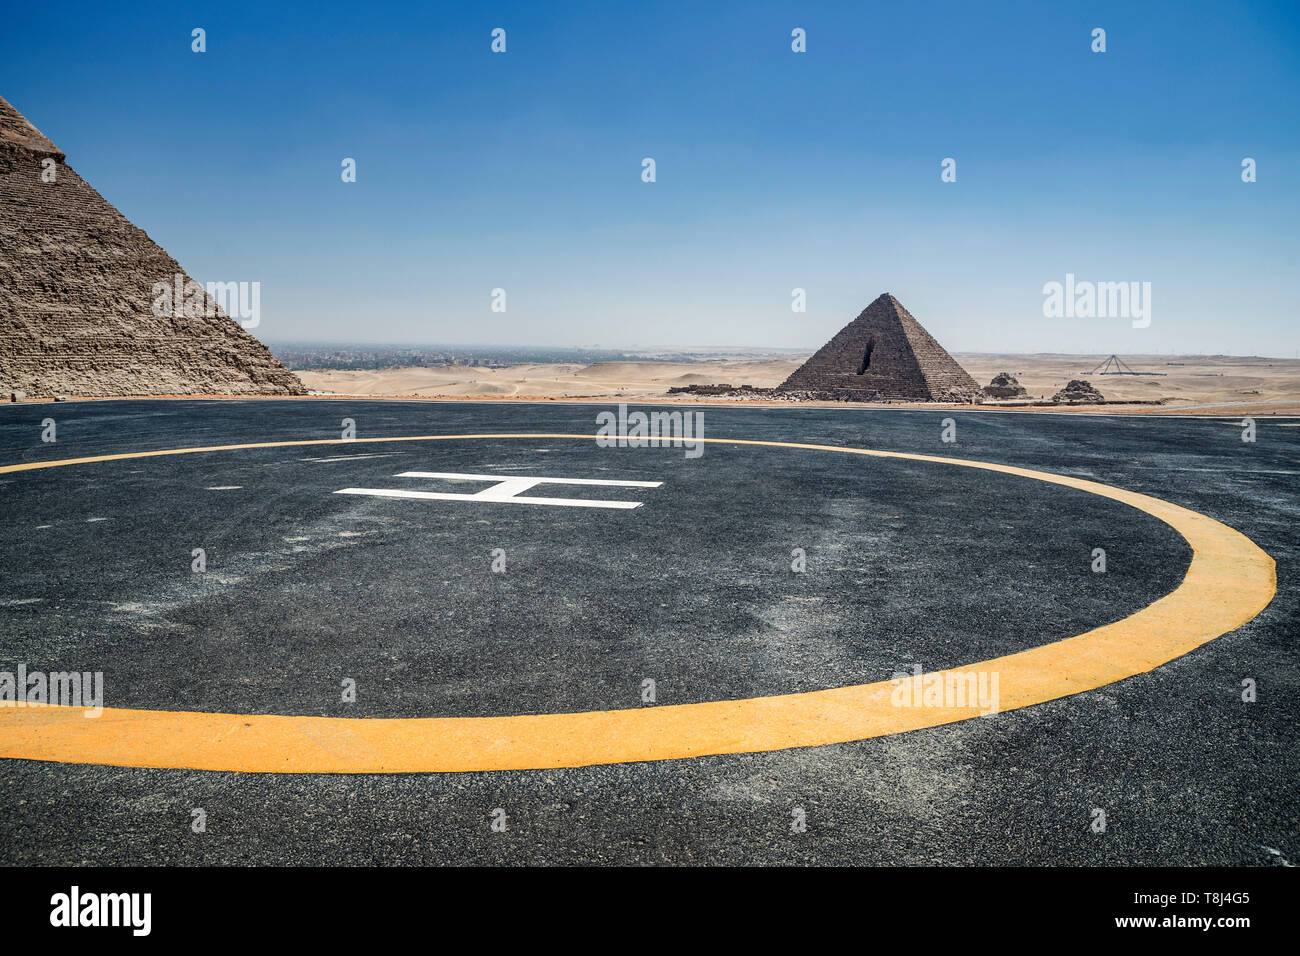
[0,431,1274,773]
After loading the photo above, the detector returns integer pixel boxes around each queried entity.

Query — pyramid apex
[864,292,908,314]
[0,94,64,158]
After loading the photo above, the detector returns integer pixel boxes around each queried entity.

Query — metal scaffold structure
[1088,355,1166,376]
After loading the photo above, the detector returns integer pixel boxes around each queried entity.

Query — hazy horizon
[263,339,1300,360]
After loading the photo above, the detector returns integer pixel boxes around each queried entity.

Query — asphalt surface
[0,399,1296,865]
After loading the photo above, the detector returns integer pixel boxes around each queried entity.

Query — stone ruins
[1052,379,1106,404]
[778,293,979,401]
[0,95,303,398]
[983,371,1029,399]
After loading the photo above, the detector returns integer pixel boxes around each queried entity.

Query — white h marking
[335,471,662,509]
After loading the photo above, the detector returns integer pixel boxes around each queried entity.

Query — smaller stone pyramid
[983,371,1028,399]
[778,294,978,401]
[1051,379,1105,404]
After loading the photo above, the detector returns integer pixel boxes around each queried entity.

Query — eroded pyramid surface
[778,294,978,401]
[0,95,304,397]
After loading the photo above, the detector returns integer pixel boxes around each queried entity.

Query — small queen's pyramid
[778,293,978,401]
[0,94,304,398]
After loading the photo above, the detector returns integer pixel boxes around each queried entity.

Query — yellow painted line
[0,434,1276,773]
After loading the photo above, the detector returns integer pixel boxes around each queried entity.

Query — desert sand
[957,354,1300,407]
[294,354,1300,413]
[295,359,800,399]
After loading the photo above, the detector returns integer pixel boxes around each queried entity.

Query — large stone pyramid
[778,293,978,401]
[0,95,304,397]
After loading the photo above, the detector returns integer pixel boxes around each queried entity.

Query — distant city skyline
[3,0,1297,356]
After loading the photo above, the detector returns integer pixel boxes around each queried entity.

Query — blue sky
[3,0,1297,354]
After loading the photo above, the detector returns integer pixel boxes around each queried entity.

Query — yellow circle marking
[0,434,1276,773]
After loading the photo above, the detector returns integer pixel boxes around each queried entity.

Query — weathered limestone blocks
[0,95,304,398]
[1051,379,1106,404]
[983,372,1029,399]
